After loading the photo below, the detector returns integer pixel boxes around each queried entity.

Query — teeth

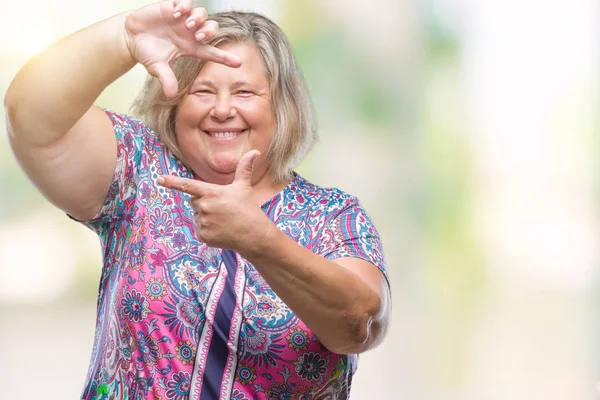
[210,131,239,138]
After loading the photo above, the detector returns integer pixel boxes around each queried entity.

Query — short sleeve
[317,196,389,285]
[77,110,146,235]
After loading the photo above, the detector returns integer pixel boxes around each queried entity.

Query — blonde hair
[131,11,317,182]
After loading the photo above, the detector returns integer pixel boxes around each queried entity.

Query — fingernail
[196,32,206,41]
[186,19,196,28]
[157,176,165,185]
[173,11,182,19]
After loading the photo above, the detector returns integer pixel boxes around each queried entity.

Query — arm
[241,227,391,354]
[157,151,391,354]
[4,0,240,221]
[5,13,133,220]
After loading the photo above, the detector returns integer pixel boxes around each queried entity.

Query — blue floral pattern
[78,111,387,399]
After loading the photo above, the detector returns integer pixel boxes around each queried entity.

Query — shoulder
[291,174,361,214]
[101,109,167,157]
[102,109,158,141]
[103,109,146,130]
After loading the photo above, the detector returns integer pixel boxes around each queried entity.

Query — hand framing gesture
[157,150,271,252]
[124,0,242,97]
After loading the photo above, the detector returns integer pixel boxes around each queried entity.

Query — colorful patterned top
[78,110,387,400]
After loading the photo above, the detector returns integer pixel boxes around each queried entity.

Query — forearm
[239,222,386,354]
[4,13,135,147]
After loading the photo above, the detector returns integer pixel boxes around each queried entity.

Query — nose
[209,93,237,121]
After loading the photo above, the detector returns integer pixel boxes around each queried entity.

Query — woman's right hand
[123,0,241,97]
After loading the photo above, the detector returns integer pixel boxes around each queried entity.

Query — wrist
[115,12,138,66]
[237,213,278,260]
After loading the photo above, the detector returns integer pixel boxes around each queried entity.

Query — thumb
[147,62,179,98]
[234,150,261,186]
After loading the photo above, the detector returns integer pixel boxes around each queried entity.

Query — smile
[205,129,247,140]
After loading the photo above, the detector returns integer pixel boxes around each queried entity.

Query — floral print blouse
[78,110,387,399]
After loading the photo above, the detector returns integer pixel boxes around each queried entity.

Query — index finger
[157,175,217,197]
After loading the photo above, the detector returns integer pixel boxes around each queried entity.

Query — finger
[234,150,261,186]
[189,197,201,218]
[195,44,242,68]
[184,7,208,31]
[193,20,218,42]
[173,0,194,20]
[146,62,178,98]
[157,175,217,197]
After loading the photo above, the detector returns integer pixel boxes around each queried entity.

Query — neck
[251,173,293,207]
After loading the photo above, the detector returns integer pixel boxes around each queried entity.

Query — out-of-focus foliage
[1,0,598,399]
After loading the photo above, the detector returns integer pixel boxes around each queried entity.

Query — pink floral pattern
[78,111,387,399]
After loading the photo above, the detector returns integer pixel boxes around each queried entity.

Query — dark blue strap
[200,249,239,399]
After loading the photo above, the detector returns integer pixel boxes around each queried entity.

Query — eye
[194,89,213,95]
[236,90,254,96]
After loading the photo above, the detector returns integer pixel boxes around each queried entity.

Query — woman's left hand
[157,150,271,252]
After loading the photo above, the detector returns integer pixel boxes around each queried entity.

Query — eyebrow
[231,80,253,89]
[193,79,254,89]
[194,80,216,89]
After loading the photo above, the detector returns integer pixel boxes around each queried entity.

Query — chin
[208,164,239,184]
[211,172,236,185]
[191,155,235,181]
[212,159,238,174]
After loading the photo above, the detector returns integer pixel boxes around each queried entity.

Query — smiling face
[175,41,276,186]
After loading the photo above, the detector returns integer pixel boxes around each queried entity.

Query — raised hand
[157,150,272,252]
[123,0,242,97]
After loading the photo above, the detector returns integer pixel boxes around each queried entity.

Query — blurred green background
[1,0,599,399]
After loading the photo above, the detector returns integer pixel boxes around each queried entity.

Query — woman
[5,1,391,399]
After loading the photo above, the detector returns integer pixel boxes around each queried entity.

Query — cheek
[177,97,211,125]
[236,102,275,129]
